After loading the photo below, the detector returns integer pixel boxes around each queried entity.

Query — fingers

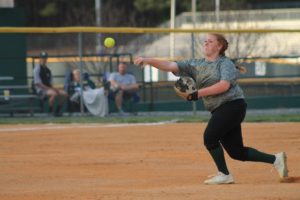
[133,56,143,65]
[134,56,145,68]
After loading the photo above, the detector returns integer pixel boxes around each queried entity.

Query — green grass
[245,114,300,122]
[0,113,300,124]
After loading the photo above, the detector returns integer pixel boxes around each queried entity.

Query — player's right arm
[134,57,179,74]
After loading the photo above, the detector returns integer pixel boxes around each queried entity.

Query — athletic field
[0,122,299,200]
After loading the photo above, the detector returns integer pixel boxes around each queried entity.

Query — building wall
[0,8,26,87]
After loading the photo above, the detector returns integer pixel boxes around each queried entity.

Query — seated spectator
[109,62,139,116]
[33,52,68,116]
[70,69,108,117]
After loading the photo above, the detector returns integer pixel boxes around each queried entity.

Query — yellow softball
[104,37,115,48]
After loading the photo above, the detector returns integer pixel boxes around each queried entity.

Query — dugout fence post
[191,0,197,116]
[78,32,84,115]
[149,65,154,111]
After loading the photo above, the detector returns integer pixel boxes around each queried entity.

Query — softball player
[134,33,288,184]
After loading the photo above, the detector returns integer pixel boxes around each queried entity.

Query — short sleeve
[109,72,117,81]
[33,65,42,84]
[129,74,136,84]
[220,59,237,84]
[174,59,196,78]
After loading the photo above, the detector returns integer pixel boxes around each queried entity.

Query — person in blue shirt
[109,62,139,115]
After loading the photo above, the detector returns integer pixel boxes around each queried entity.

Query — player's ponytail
[232,59,247,74]
[235,64,247,74]
[211,33,247,74]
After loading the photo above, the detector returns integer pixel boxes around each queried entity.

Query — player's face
[203,34,222,57]
[118,63,127,75]
[40,58,47,66]
[73,70,81,82]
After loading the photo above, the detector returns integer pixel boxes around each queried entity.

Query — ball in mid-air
[104,37,115,48]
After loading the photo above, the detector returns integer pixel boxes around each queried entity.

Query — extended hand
[134,57,145,67]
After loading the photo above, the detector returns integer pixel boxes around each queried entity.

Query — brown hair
[210,33,228,56]
[210,33,246,73]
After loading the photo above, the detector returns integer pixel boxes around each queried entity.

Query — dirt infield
[0,122,299,200]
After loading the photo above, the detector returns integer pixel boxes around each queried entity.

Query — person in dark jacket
[33,52,68,116]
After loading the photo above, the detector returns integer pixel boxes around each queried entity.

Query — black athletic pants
[204,99,249,161]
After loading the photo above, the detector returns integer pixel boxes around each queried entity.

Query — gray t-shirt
[175,56,244,112]
[109,72,136,85]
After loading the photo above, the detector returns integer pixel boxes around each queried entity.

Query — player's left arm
[187,80,230,101]
[187,59,234,100]
[197,80,230,97]
[198,59,237,98]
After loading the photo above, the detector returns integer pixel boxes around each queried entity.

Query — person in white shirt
[70,69,108,117]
